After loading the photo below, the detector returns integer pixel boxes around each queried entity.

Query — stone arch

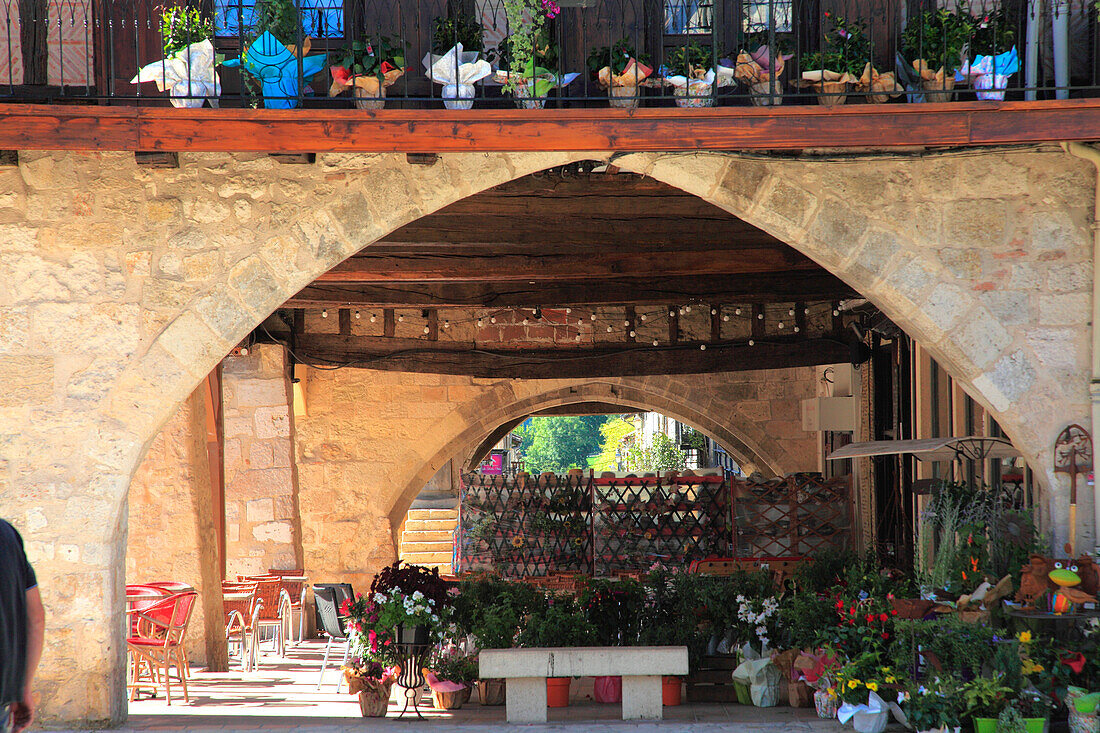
[385,378,798,532]
[6,147,1091,725]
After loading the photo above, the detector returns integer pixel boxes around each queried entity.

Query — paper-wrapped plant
[955,46,1018,100]
[900,6,974,101]
[662,42,734,107]
[330,35,407,109]
[799,15,874,106]
[132,39,221,108]
[733,46,792,106]
[424,43,493,109]
[856,62,903,104]
[586,38,653,108]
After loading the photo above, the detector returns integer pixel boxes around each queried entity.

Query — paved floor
[67,640,858,732]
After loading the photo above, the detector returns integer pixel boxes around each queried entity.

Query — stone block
[252,520,293,544]
[245,498,274,523]
[0,356,54,406]
[254,406,291,439]
[1038,293,1090,326]
[249,442,274,470]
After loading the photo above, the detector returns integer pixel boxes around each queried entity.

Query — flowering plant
[833,651,893,705]
[830,592,898,653]
[898,675,966,730]
[735,594,780,652]
[343,587,442,666]
[430,643,480,685]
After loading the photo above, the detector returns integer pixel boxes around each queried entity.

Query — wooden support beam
[4,100,1100,153]
[795,301,808,334]
[285,272,858,309]
[668,306,679,345]
[293,308,305,334]
[318,246,818,283]
[290,333,868,379]
[711,304,722,341]
[338,308,351,336]
[625,306,636,343]
[752,304,766,339]
[427,309,439,341]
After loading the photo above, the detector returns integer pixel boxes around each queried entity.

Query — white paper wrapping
[130,39,221,108]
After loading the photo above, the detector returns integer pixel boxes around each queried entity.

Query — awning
[827,436,1021,463]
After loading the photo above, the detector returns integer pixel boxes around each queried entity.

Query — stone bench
[479,646,689,722]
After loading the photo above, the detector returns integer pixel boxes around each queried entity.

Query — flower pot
[353,85,386,110]
[395,624,429,645]
[594,675,622,703]
[357,680,392,717]
[733,678,752,705]
[478,678,505,706]
[973,719,997,733]
[662,676,682,706]
[748,79,784,106]
[432,686,471,710]
[609,85,640,109]
[513,83,546,110]
[442,83,475,109]
[674,82,714,108]
[1070,709,1099,733]
[546,677,571,707]
[814,689,837,719]
[815,80,849,106]
[921,76,956,102]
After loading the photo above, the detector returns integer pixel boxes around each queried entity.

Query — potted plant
[799,15,876,106]
[899,675,966,733]
[900,7,973,102]
[664,42,720,107]
[516,597,597,707]
[495,26,577,109]
[586,38,653,109]
[963,675,1014,733]
[955,8,1018,100]
[733,45,792,106]
[222,0,328,109]
[130,6,220,108]
[424,43,493,109]
[431,12,485,56]
[1006,689,1054,733]
[342,660,395,717]
[427,644,478,709]
[578,578,645,703]
[329,34,407,109]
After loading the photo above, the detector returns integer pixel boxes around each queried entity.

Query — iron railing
[0,0,1097,107]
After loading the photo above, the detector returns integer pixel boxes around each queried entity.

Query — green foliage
[902,675,968,730]
[248,0,302,43]
[450,576,545,647]
[777,591,832,650]
[430,648,480,684]
[996,706,1028,733]
[666,42,713,75]
[891,616,998,678]
[992,639,1024,693]
[516,596,598,647]
[578,578,646,645]
[517,415,609,474]
[801,14,871,77]
[497,27,559,73]
[158,5,213,57]
[902,5,1016,68]
[431,12,485,54]
[336,35,406,80]
[793,549,859,594]
[585,37,651,77]
[622,432,688,472]
[962,674,1013,719]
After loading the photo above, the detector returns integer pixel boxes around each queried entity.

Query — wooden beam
[338,308,351,336]
[530,402,645,416]
[383,308,395,338]
[318,246,817,283]
[3,100,1100,152]
[668,306,679,345]
[427,309,439,341]
[286,272,858,308]
[290,333,866,378]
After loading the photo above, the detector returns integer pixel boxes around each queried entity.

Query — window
[214,0,345,39]
[664,0,714,34]
[741,0,792,35]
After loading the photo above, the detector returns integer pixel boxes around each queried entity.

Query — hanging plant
[501,0,559,94]
[158,5,214,58]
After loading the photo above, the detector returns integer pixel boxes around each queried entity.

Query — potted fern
[664,42,719,107]
[587,38,653,109]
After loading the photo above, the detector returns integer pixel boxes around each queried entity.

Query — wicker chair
[126,592,197,705]
[267,568,308,644]
[242,576,289,658]
[222,582,259,672]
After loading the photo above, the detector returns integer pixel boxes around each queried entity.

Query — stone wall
[0,148,1091,726]
[126,386,226,669]
[221,344,302,577]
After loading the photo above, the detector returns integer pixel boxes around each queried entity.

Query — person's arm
[12,586,44,733]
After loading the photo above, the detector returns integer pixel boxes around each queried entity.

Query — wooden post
[384,309,395,338]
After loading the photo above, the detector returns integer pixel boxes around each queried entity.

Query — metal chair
[242,576,289,658]
[314,585,350,692]
[267,569,308,644]
[222,584,259,672]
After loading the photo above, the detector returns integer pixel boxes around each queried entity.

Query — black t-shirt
[0,519,37,706]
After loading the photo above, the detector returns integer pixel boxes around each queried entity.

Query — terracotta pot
[352,85,386,110]
[662,676,682,706]
[432,686,472,709]
[546,677,571,707]
[357,680,392,717]
[478,678,505,706]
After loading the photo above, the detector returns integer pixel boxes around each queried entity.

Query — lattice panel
[458,473,591,578]
[592,475,731,576]
[731,474,851,557]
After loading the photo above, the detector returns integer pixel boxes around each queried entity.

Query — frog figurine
[1050,561,1083,614]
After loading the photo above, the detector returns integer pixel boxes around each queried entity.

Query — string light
[711,307,717,315]
[788,308,795,316]
[423,326,430,334]
[477,318,483,327]
[523,318,529,325]
[734,308,742,315]
[685,306,691,313]
[804,307,810,314]
[757,313,764,320]
[748,339,755,346]
[669,310,676,318]
[565,308,571,314]
[623,320,630,326]
[369,314,376,323]
[640,314,647,321]
[794,326,800,333]
[833,309,840,316]
[398,315,404,322]
[490,317,496,323]
[778,322,784,329]
[606,326,613,333]
[321,309,328,318]
[700,344,706,350]
[443,321,450,329]
[354,310,360,319]
[722,314,729,322]
[652,339,659,346]
[629,330,636,337]
[590,313,597,321]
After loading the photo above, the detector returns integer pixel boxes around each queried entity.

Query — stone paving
[64,641,862,732]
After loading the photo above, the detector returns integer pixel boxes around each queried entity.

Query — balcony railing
[0,0,1097,108]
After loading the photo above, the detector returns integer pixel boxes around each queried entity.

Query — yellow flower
[866,682,879,692]
[848,679,860,689]
[826,687,836,698]
[1017,631,1032,643]
[885,675,897,684]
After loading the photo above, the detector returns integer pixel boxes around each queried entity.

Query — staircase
[398,501,458,574]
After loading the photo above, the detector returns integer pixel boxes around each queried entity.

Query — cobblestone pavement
[48,641,875,732]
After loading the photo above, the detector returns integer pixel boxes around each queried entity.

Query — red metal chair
[126,592,197,705]
[143,583,197,674]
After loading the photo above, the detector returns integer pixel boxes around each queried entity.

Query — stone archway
[1,147,1091,726]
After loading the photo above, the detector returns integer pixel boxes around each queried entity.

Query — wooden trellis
[730,474,851,557]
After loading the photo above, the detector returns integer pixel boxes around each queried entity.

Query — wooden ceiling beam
[288,333,868,379]
[317,246,818,283]
[286,272,857,309]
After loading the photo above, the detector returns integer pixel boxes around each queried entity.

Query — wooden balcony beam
[0,100,1098,153]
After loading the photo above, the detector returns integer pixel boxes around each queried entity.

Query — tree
[517,415,610,474]
[622,432,688,472]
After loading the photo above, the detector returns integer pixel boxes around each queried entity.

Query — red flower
[849,607,857,616]
[1062,652,1086,673]
[890,609,898,616]
[865,613,876,623]
[881,632,890,640]
[848,619,856,626]
[835,599,845,610]
[878,613,889,623]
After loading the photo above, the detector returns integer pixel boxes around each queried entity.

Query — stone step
[406,508,459,521]
[399,540,454,554]
[400,530,455,541]
[401,555,452,570]
[401,518,458,532]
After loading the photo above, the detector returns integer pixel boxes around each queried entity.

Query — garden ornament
[222,31,328,109]
[1050,561,1095,613]
[130,39,221,108]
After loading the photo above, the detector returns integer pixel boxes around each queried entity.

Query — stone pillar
[221,344,302,577]
[127,385,228,670]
